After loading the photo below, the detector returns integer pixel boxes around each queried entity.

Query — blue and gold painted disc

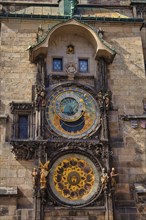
[46,87,100,139]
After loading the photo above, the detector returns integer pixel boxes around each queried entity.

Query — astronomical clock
[10,19,114,219]
[44,84,105,207]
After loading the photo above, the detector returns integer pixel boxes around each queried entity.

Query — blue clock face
[46,87,101,139]
[55,92,84,122]
[60,98,79,116]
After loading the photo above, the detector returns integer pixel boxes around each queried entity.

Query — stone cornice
[121,114,146,120]
[0,1,131,7]
[0,187,18,196]
[9,102,33,113]
[0,13,143,23]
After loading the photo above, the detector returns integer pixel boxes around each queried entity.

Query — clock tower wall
[0,4,146,219]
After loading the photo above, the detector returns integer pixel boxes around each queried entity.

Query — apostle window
[53,58,63,71]
[79,59,88,73]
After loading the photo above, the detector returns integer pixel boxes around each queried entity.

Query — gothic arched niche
[47,24,97,76]
[30,19,116,63]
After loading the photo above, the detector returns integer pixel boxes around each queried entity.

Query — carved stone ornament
[66,44,74,54]
[46,141,107,163]
[0,4,25,14]
[10,140,48,160]
[34,85,46,110]
[37,25,44,43]
[65,62,77,80]
[136,4,146,16]
[98,27,104,38]
[10,139,109,163]
[10,102,33,113]
[97,90,112,111]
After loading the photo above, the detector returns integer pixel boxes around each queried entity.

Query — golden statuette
[40,161,50,189]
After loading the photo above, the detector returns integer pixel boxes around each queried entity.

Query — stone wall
[0,19,39,220]
[45,208,105,220]
[0,17,146,219]
[101,22,146,218]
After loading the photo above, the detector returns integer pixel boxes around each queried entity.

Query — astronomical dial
[46,86,100,139]
[55,92,84,122]
[60,97,79,116]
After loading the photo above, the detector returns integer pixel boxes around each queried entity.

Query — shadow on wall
[17,186,34,209]
[109,34,145,79]
[106,32,146,115]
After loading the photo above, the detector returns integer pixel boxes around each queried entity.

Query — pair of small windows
[53,58,88,73]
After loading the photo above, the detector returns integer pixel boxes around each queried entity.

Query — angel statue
[40,161,50,189]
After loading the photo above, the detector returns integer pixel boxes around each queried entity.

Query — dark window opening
[53,58,63,71]
[18,115,28,139]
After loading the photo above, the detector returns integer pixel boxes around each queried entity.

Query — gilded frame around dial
[46,86,101,139]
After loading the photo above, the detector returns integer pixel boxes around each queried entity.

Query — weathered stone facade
[0,0,146,220]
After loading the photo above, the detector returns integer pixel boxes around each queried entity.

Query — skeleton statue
[110,167,119,188]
